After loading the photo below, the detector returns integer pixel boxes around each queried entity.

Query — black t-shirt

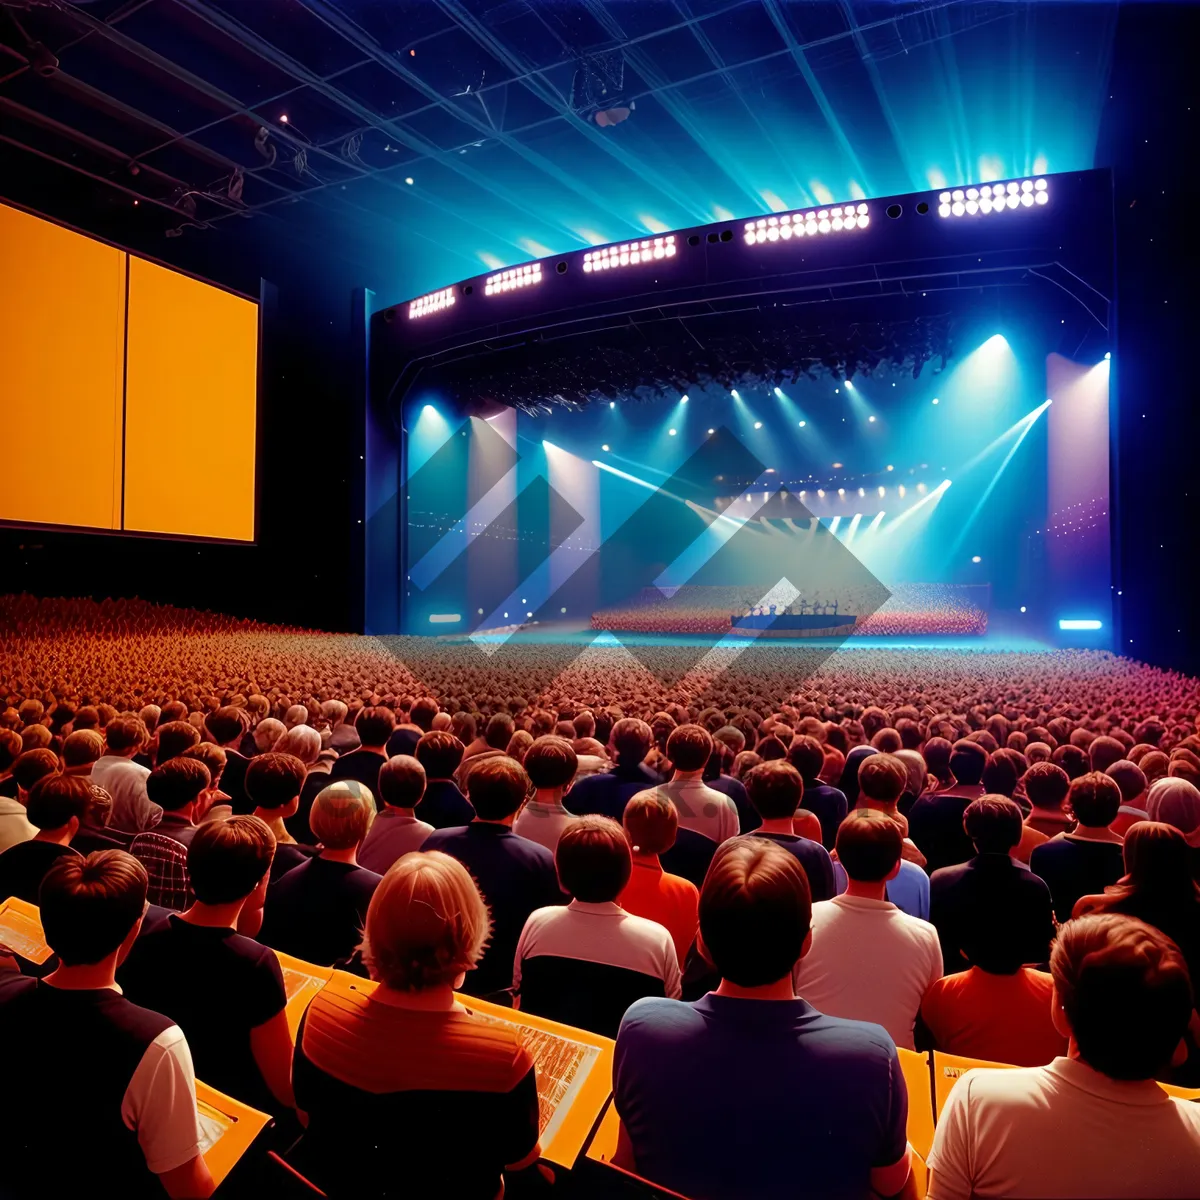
[659,826,719,889]
[908,788,983,873]
[415,779,475,830]
[328,749,387,795]
[119,915,287,1113]
[800,782,850,850]
[0,840,81,903]
[1030,835,1126,922]
[258,856,382,968]
[270,840,318,882]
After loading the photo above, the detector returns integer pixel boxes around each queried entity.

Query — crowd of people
[2,594,1200,1198]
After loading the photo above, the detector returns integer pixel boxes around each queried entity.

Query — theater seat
[897,1048,935,1161]
[933,1051,1015,1117]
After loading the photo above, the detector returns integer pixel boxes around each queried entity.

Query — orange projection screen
[0,204,126,530]
[124,256,258,541]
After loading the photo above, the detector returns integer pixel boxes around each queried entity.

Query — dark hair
[377,755,426,809]
[104,716,147,754]
[1068,772,1122,828]
[523,736,578,790]
[700,838,812,987]
[1052,914,1193,1079]
[949,739,988,786]
[155,720,200,763]
[836,809,902,882]
[622,790,678,857]
[244,752,307,810]
[857,754,907,804]
[964,795,1024,853]
[410,697,439,731]
[13,748,59,792]
[205,706,246,746]
[745,760,803,820]
[1052,743,1089,780]
[415,731,465,779]
[188,815,276,904]
[40,850,147,965]
[871,728,902,754]
[787,735,826,784]
[1088,736,1126,774]
[484,712,516,750]
[611,718,653,763]
[1024,760,1071,810]
[465,755,529,820]
[146,756,210,812]
[26,774,93,831]
[356,706,396,746]
[667,724,713,772]
[182,743,225,786]
[982,752,1020,798]
[555,815,630,902]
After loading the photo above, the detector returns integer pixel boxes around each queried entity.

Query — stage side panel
[124,257,257,541]
[0,203,125,531]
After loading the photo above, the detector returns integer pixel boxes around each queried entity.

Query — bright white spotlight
[1059,619,1102,631]
[952,201,965,216]
[798,420,806,427]
[932,397,940,405]
[971,555,982,563]
[837,488,845,496]
[753,421,763,429]
[1104,352,1111,360]
[817,489,825,498]
[609,401,616,409]
[774,387,784,397]
[845,380,854,390]
[868,415,876,423]
[680,394,689,403]
[1020,606,1027,613]
[877,486,885,497]
[731,390,740,399]
[601,444,609,451]
[423,404,436,413]
[886,464,894,471]
[707,428,715,434]
[409,286,456,319]
[668,428,677,436]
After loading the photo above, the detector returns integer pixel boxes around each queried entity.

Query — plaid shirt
[129,831,192,911]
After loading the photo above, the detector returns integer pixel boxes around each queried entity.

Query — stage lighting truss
[485,263,544,296]
[583,236,676,272]
[409,286,456,318]
[938,178,1048,218]
[744,204,869,245]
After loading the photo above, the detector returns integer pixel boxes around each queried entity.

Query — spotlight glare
[753,421,763,429]
[774,386,784,397]
[798,420,807,427]
[408,286,456,319]
[601,444,610,451]
[585,234,677,275]
[731,389,740,399]
[680,394,689,403]
[485,262,543,297]
[1059,619,1102,631]
[952,201,965,216]
[886,464,894,471]
[707,428,715,434]
[669,428,677,436]
[609,401,616,409]
[1020,606,1027,613]
[1035,191,1048,205]
[932,397,940,405]
[971,555,982,563]
[939,204,951,218]
[878,486,885,497]
[1104,352,1111,360]
[868,415,876,423]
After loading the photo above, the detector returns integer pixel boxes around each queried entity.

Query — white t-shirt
[121,1024,205,1175]
[792,893,942,1050]
[92,756,159,833]
[927,1057,1200,1199]
[512,800,576,853]
[656,780,739,845]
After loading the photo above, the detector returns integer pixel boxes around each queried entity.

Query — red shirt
[921,965,1067,1067]
[793,809,823,843]
[619,856,699,966]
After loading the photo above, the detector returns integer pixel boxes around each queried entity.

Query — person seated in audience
[252,716,286,756]
[422,755,563,996]
[321,699,360,754]
[1088,735,1127,774]
[1145,776,1200,877]
[743,760,835,900]
[0,849,214,1198]
[385,695,438,759]
[514,815,680,1035]
[786,734,848,849]
[73,776,132,855]
[153,720,201,767]
[504,729,533,764]
[1051,742,1089,780]
[0,727,35,851]
[272,725,331,840]
[11,746,60,802]
[291,852,544,1198]
[568,717,662,820]
[358,755,434,873]
[20,723,52,752]
[120,815,294,1117]
[1014,761,1072,861]
[144,757,212,849]
[927,914,1200,1199]
[704,729,757,833]
[93,715,158,833]
[328,705,394,794]
[1030,772,1125,922]
[244,752,317,881]
[0,773,89,902]
[856,753,927,866]
[512,735,578,851]
[895,748,933,817]
[655,724,740,844]
[453,713,517,792]
[614,837,913,1200]
[920,901,1067,1067]
[618,790,700,966]
[909,739,989,872]
[180,743,228,812]
[794,810,941,1049]
[203,706,251,812]
[930,796,1056,972]
[60,728,105,783]
[413,730,475,829]
[258,782,382,967]
[1108,759,1150,837]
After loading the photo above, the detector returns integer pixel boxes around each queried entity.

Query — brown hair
[963,795,1024,853]
[836,809,902,882]
[611,718,653,763]
[745,760,803,820]
[104,716,147,754]
[61,729,105,769]
[1068,771,1122,828]
[40,850,147,965]
[787,734,826,783]
[0,728,23,773]
[182,742,226,786]
[20,725,52,752]
[666,724,713,772]
[13,748,60,793]
[415,731,465,780]
[355,706,396,746]
[146,756,211,812]
[622,789,678,857]
[310,782,376,849]
[188,815,276,904]
[1023,760,1071,810]
[27,774,93,831]
[555,815,630,902]
[377,755,426,810]
[155,720,200,763]
[465,755,529,820]
[523,736,578,790]
[857,754,908,804]
[205,706,247,746]
[244,752,307,811]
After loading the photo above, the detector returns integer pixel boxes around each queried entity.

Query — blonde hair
[274,725,321,765]
[310,781,376,849]
[362,851,490,991]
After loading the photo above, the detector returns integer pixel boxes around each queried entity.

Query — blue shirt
[566,762,662,821]
[801,782,849,849]
[615,993,908,1200]
[749,831,836,901]
[834,858,931,920]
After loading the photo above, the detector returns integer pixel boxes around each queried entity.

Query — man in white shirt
[655,724,739,845]
[928,912,1200,1199]
[513,736,579,852]
[794,809,942,1049]
[92,716,159,833]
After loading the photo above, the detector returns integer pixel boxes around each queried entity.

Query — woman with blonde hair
[291,852,544,1197]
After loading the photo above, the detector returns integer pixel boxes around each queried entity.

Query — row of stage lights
[583,235,677,271]
[408,286,455,319]
[939,178,1048,217]
[744,204,869,244]
[484,263,543,295]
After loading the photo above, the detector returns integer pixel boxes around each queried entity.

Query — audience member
[328,705,393,794]
[787,734,848,849]
[1145,776,1200,877]
[568,717,661,821]
[1108,759,1150,837]
[909,740,989,872]
[0,773,88,902]
[144,757,212,849]
[743,760,835,900]
[655,724,740,844]
[204,706,251,811]
[358,755,433,873]
[413,731,475,829]
[511,735,578,851]
[0,727,35,851]
[93,716,158,832]
[1014,761,1072,861]
[244,752,314,880]
[321,700,360,754]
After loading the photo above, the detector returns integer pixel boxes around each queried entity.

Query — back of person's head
[1121,821,1199,898]
[870,727,902,754]
[1023,760,1071,811]
[415,730,465,780]
[188,815,275,904]
[964,795,1024,854]
[744,760,803,819]
[923,736,954,779]
[623,790,678,857]
[159,701,188,725]
[857,753,907,804]
[146,756,211,812]
[61,729,104,769]
[713,725,746,757]
[450,712,476,744]
[755,735,787,762]
[310,782,376,849]
[137,704,161,733]
[206,706,246,746]
[1052,743,1089,780]
[1068,772,1122,829]
[1052,913,1193,1080]
[1089,736,1126,774]
[73,706,100,732]
[183,742,225,785]
[274,725,321,766]
[1106,759,1148,805]
[245,752,307,811]
[282,704,309,731]
[465,755,529,820]
[363,852,490,991]
[155,720,200,763]
[667,723,713,772]
[377,755,426,810]
[321,700,349,728]
[18,699,44,727]
[786,734,826,784]
[555,815,630,902]
[0,727,22,774]
[611,717,653,763]
[949,739,988,786]
[484,712,516,750]
[27,773,93,833]
[40,849,147,964]
[835,809,902,882]
[355,706,396,747]
[981,751,1020,798]
[21,725,51,752]
[700,838,812,986]
[253,717,286,753]
[14,748,60,793]
[573,711,596,739]
[1145,776,1200,838]
[523,736,577,792]
[410,697,440,732]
